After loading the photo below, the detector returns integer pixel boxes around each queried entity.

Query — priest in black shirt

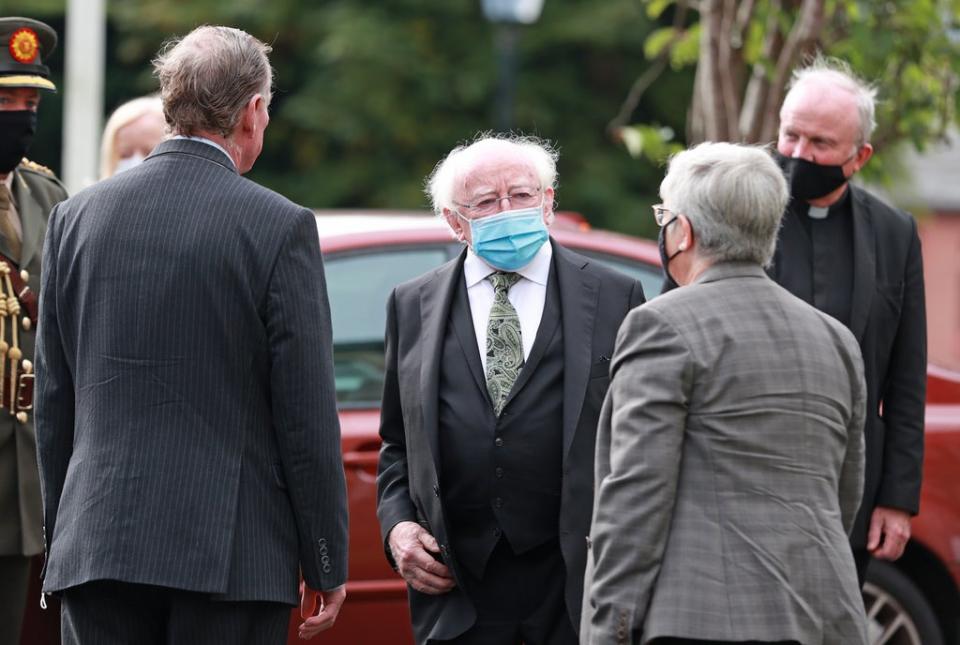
[770,57,927,584]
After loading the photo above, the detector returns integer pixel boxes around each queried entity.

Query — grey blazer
[582,262,867,645]
[35,139,348,603]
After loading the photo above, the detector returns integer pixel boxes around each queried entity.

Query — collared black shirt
[774,188,854,327]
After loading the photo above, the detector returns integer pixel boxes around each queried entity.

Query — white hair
[660,142,788,267]
[425,133,559,215]
[786,56,878,146]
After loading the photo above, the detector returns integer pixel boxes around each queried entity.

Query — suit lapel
[419,250,468,472]
[449,275,491,404]
[849,187,876,342]
[553,241,599,459]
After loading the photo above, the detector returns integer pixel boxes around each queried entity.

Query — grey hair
[153,26,273,137]
[660,142,788,267]
[425,133,559,216]
[786,56,877,146]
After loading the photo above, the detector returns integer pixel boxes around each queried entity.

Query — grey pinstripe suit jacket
[582,262,867,645]
[35,139,348,604]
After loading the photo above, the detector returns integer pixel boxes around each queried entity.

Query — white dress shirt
[463,241,552,374]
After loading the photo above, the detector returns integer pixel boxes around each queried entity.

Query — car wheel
[862,560,943,645]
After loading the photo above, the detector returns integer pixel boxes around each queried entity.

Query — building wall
[919,213,960,370]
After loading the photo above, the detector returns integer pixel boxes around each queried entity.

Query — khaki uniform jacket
[0,160,66,557]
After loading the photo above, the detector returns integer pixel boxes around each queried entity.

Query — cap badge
[9,28,40,64]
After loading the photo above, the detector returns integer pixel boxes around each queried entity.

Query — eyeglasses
[653,204,679,227]
[455,187,542,217]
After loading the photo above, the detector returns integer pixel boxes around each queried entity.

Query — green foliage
[644,27,676,59]
[7,0,677,238]
[669,22,699,68]
[629,0,960,187]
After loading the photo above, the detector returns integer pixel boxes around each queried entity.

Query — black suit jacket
[771,184,927,546]
[35,139,348,603]
[376,241,644,643]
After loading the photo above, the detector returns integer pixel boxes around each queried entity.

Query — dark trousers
[652,640,801,645]
[436,538,577,645]
[0,554,31,645]
[852,547,872,588]
[60,580,291,645]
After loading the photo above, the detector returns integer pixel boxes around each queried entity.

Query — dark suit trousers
[650,638,800,645]
[852,547,872,588]
[60,580,290,645]
[435,538,576,645]
[0,554,31,644]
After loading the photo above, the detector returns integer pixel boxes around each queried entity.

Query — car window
[574,250,664,299]
[326,246,453,406]
[326,243,661,407]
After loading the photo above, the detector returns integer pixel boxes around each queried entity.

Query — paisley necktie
[485,272,523,415]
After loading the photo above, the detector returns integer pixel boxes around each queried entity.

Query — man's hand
[388,521,456,595]
[298,582,346,640]
[867,506,912,561]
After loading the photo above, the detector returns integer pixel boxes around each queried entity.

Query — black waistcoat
[438,264,564,579]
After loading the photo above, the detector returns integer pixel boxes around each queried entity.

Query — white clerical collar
[172,135,235,168]
[463,238,553,288]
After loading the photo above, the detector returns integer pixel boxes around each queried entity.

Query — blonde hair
[99,95,165,179]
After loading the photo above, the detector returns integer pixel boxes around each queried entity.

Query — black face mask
[0,110,38,175]
[658,217,682,288]
[774,151,852,201]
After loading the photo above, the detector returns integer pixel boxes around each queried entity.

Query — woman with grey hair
[582,142,868,645]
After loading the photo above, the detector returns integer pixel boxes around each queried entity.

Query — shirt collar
[171,135,236,168]
[463,238,553,288]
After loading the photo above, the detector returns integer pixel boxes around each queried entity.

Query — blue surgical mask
[461,204,549,271]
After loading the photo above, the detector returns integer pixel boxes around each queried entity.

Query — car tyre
[862,560,943,645]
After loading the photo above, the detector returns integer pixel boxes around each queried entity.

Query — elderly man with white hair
[377,134,645,644]
[582,142,868,645]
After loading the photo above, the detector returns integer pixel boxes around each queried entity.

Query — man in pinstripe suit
[35,26,348,644]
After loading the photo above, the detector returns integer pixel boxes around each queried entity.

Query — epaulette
[18,158,56,177]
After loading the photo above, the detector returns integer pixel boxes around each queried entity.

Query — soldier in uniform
[0,16,67,644]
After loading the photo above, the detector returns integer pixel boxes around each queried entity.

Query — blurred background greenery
[8,0,960,240]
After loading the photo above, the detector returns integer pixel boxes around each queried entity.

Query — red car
[21,212,960,645]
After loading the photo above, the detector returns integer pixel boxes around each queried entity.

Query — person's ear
[677,214,694,251]
[443,208,465,241]
[542,187,555,225]
[852,142,873,173]
[240,95,260,134]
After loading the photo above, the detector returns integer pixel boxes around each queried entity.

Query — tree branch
[740,0,784,141]
[718,0,744,139]
[759,0,826,143]
[607,0,690,135]
[693,0,727,142]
